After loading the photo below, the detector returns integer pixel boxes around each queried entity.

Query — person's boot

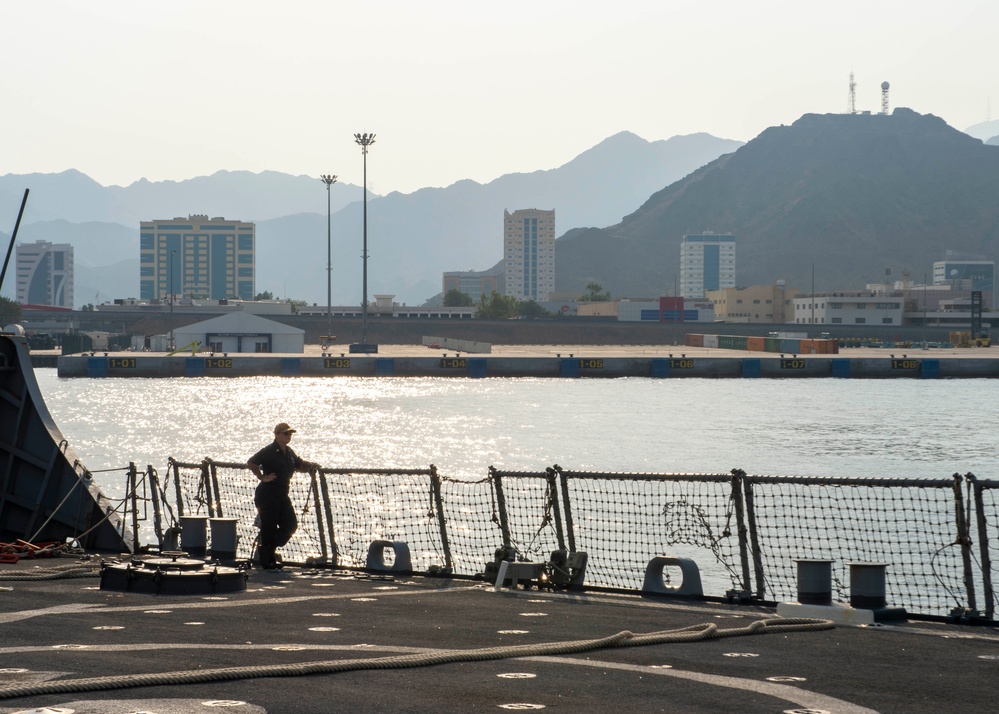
[259,545,277,569]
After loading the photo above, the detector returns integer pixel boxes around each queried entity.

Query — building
[16,240,74,308]
[706,282,798,323]
[171,312,304,354]
[792,292,904,325]
[932,260,995,308]
[503,208,555,302]
[679,233,736,299]
[442,270,499,303]
[617,297,715,322]
[140,215,255,302]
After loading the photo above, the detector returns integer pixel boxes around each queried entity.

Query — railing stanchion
[309,469,328,564]
[127,462,140,553]
[953,473,977,612]
[546,466,566,552]
[430,465,453,572]
[970,474,993,619]
[555,465,576,553]
[490,466,512,551]
[738,470,764,600]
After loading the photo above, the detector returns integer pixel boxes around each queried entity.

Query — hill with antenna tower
[553,108,999,298]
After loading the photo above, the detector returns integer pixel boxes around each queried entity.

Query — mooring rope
[0,561,100,581]
[0,616,833,700]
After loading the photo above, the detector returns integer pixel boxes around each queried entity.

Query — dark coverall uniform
[248,441,308,568]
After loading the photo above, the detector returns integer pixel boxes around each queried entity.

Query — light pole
[354,132,375,349]
[168,250,176,351]
[320,174,337,348]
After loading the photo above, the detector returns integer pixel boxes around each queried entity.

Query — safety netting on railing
[167,458,212,517]
[490,468,565,564]
[556,469,745,593]
[165,459,327,565]
[437,474,505,576]
[744,475,965,617]
[320,467,444,571]
[150,459,999,618]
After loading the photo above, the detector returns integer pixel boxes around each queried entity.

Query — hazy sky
[3,1,997,195]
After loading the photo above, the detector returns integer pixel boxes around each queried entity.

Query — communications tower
[880,81,890,114]
[848,72,857,114]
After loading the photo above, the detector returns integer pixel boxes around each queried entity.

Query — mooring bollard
[796,558,834,605]
[849,562,888,609]
[209,517,239,563]
[179,516,209,559]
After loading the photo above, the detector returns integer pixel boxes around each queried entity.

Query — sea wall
[55,353,999,378]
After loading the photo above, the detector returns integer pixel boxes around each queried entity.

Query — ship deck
[1,555,996,714]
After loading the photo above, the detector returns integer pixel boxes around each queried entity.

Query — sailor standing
[247,423,317,569]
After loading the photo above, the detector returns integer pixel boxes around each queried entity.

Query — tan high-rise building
[140,215,255,301]
[503,208,555,301]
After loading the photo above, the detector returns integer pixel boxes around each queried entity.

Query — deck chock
[642,555,703,597]
[365,540,413,575]
[100,552,248,595]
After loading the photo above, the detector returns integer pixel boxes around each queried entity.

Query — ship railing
[147,459,999,620]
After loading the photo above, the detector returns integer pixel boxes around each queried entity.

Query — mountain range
[552,108,999,298]
[4,112,998,309]
[0,132,742,307]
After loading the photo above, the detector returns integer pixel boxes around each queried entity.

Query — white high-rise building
[503,208,555,302]
[16,240,74,307]
[679,233,736,299]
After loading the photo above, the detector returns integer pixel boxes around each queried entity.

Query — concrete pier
[52,344,999,378]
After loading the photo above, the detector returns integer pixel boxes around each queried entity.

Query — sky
[3,1,998,195]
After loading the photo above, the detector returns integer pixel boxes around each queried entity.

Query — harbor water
[34,370,999,498]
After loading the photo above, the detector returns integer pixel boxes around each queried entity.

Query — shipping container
[718,335,748,350]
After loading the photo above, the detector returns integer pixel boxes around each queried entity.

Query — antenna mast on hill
[848,72,857,114]
[880,81,890,115]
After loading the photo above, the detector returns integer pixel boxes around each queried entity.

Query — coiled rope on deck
[0,617,833,700]
[0,561,100,581]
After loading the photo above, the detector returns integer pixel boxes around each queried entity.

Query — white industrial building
[792,293,904,325]
[171,312,304,353]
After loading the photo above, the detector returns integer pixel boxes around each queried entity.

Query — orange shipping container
[747,336,765,352]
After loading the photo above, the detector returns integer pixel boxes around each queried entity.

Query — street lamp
[354,132,376,351]
[168,250,176,351]
[320,174,337,348]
